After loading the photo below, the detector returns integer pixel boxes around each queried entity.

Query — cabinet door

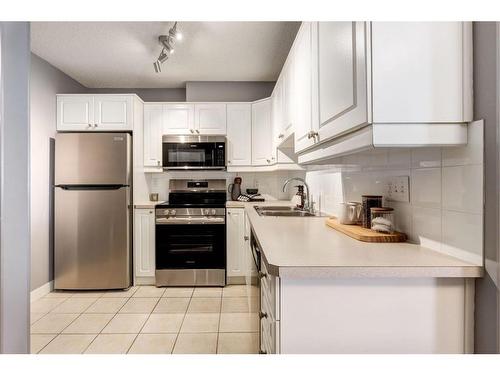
[371,22,470,123]
[134,209,155,278]
[252,99,274,166]
[143,105,163,167]
[227,103,252,166]
[272,80,284,146]
[312,22,370,143]
[282,57,295,135]
[94,95,133,131]
[227,208,245,278]
[293,23,315,153]
[243,211,256,286]
[164,104,195,135]
[57,95,94,131]
[195,103,227,135]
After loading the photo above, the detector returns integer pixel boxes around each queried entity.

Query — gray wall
[0,22,31,353]
[89,87,186,102]
[473,21,499,353]
[186,81,275,102]
[30,53,87,291]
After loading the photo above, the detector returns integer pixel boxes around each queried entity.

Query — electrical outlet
[386,176,410,202]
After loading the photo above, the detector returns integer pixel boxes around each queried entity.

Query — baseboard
[30,280,54,302]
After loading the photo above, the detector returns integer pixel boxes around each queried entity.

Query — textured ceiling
[31,22,300,88]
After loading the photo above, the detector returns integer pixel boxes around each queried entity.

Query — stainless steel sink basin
[254,206,316,217]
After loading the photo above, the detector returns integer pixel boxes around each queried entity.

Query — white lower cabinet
[259,258,280,354]
[226,208,246,280]
[134,209,155,279]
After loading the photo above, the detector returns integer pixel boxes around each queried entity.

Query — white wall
[305,120,484,266]
[30,53,87,291]
[0,21,31,354]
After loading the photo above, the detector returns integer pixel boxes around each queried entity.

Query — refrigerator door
[54,186,131,289]
[55,133,131,185]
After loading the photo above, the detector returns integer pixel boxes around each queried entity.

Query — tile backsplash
[146,170,305,202]
[305,120,484,265]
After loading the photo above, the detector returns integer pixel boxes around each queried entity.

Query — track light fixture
[153,22,182,73]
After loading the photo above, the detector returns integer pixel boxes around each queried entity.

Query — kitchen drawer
[260,259,280,320]
[260,313,279,354]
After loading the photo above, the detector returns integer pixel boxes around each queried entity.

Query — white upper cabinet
[94,95,133,130]
[57,94,135,131]
[226,103,252,166]
[57,95,95,131]
[163,104,195,135]
[252,99,274,166]
[371,22,472,123]
[194,103,227,135]
[143,104,163,167]
[272,79,284,146]
[292,22,314,154]
[311,22,370,146]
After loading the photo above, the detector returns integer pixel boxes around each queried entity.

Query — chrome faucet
[282,177,313,213]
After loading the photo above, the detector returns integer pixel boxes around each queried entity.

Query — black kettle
[228,177,242,201]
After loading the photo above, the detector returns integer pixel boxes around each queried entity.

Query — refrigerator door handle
[56,184,128,190]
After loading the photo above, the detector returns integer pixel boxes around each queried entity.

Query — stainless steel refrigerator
[54,133,132,290]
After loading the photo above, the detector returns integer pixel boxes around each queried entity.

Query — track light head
[153,60,161,73]
[159,35,174,52]
[158,49,169,63]
[169,22,182,41]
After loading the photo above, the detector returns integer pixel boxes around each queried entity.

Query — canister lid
[370,207,394,212]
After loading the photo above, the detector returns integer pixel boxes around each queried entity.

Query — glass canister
[361,195,383,228]
[370,207,395,233]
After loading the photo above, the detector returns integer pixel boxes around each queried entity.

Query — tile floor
[30,285,260,354]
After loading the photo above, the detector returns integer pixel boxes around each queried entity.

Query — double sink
[254,205,316,217]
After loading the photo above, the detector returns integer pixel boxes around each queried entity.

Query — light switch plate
[386,176,410,202]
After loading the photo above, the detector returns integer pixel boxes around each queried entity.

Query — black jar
[361,195,383,228]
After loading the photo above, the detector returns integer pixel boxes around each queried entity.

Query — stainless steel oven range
[155,179,226,286]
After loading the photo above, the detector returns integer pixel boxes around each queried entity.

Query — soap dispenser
[291,185,305,209]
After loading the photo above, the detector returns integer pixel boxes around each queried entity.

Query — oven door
[162,137,225,170]
[156,222,226,270]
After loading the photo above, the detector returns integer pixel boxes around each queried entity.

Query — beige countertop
[236,201,483,279]
[134,201,166,209]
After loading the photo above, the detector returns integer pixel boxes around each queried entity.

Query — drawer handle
[258,271,267,279]
[259,311,268,320]
[244,235,249,241]
[259,349,267,354]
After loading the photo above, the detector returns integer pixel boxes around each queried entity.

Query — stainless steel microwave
[162,135,226,170]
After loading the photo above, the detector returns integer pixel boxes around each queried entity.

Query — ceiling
[31,22,300,89]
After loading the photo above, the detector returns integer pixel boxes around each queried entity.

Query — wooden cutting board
[325,217,407,243]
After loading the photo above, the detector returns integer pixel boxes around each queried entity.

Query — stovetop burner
[157,179,227,209]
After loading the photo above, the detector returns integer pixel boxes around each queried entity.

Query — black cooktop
[157,191,227,208]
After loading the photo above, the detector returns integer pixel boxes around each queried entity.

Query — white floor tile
[180,313,220,333]
[102,314,149,334]
[30,334,56,354]
[119,297,159,313]
[217,332,259,354]
[128,334,176,354]
[85,297,128,314]
[221,297,259,313]
[31,313,79,334]
[192,287,223,298]
[84,334,137,354]
[63,313,114,334]
[163,287,193,298]
[51,297,98,313]
[31,297,66,313]
[152,298,190,314]
[219,313,259,333]
[141,314,184,333]
[132,286,165,298]
[173,333,217,354]
[39,334,96,354]
[187,297,221,313]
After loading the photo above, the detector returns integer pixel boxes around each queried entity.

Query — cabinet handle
[87,124,92,129]
[157,160,161,166]
[259,350,267,355]
[190,129,194,133]
[266,159,271,163]
[259,312,268,320]
[278,133,284,139]
[258,271,267,279]
[228,160,231,164]
[94,124,98,128]
[196,129,200,134]
[244,235,249,241]
[149,211,153,214]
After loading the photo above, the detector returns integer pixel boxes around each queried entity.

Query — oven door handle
[156,218,225,225]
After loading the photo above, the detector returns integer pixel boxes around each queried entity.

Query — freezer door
[55,133,131,185]
[54,186,131,289]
